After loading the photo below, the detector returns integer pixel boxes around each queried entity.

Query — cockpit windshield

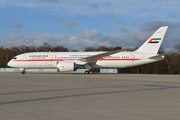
[13,57,17,60]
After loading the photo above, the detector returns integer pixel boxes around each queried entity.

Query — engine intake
[56,61,76,72]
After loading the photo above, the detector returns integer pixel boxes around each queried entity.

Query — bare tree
[175,44,180,54]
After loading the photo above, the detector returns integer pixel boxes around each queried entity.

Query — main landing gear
[84,70,93,74]
[84,64,93,74]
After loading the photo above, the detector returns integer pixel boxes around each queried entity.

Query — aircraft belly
[96,60,151,68]
[96,61,130,68]
[14,61,55,68]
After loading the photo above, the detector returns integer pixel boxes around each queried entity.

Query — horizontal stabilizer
[148,54,164,59]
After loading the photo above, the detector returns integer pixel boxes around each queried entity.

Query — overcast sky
[0,0,180,51]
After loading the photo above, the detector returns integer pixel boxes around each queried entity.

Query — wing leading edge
[75,49,122,65]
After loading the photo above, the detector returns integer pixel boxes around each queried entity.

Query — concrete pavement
[0,73,180,120]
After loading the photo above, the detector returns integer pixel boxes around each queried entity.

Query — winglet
[136,26,168,54]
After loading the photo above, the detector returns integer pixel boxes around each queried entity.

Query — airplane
[7,26,168,74]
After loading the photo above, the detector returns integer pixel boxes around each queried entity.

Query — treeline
[0,43,180,74]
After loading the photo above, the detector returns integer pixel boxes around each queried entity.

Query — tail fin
[136,26,168,54]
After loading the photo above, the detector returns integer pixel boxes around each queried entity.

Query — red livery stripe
[13,58,141,62]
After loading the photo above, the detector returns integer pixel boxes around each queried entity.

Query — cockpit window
[13,57,17,60]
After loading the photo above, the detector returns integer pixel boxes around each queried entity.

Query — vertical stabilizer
[136,26,168,54]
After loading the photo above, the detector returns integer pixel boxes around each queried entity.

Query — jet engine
[56,61,76,72]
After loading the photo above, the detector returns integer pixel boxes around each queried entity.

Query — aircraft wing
[75,49,122,65]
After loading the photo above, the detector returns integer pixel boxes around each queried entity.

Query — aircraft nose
[7,60,13,67]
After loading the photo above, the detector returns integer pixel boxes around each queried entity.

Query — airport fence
[0,68,118,73]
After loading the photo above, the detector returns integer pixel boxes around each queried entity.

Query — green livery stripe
[148,38,162,44]
[153,38,161,40]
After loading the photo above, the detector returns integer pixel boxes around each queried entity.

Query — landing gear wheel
[85,71,89,74]
[89,71,93,74]
[84,70,93,74]
[20,68,26,74]
[22,71,26,74]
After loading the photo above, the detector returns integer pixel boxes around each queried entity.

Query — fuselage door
[49,55,54,61]
[130,54,135,61]
[23,55,27,62]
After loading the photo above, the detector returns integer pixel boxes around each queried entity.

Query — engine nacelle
[56,61,76,72]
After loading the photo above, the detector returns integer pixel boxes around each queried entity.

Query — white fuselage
[7,51,164,69]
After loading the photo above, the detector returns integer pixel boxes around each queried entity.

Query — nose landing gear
[20,68,26,74]
[22,71,26,74]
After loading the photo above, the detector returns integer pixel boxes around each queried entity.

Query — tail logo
[148,38,162,44]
